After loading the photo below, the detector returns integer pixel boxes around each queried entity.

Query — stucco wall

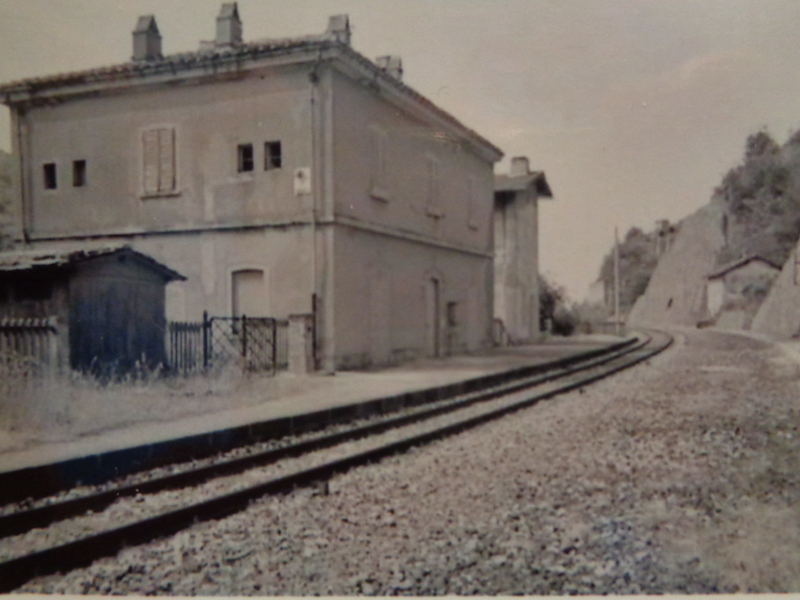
[332,225,493,369]
[494,189,540,342]
[26,228,315,324]
[330,70,494,255]
[20,63,314,239]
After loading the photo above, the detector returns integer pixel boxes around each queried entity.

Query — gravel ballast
[15,329,800,594]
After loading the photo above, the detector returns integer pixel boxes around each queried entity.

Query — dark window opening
[238,143,254,173]
[447,301,458,327]
[73,160,86,187]
[666,297,673,309]
[43,163,57,189]
[265,141,282,170]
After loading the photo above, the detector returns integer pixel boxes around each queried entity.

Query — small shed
[706,255,780,330]
[0,246,184,375]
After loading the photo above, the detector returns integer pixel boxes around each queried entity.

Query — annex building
[0,4,504,371]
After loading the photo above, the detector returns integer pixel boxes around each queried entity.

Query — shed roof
[707,255,781,281]
[494,172,553,198]
[0,18,502,162]
[0,246,185,281]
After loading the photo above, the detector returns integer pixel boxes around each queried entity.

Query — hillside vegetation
[716,130,800,267]
[597,227,662,314]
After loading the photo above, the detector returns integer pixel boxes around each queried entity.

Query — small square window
[73,160,86,187]
[265,141,282,170]
[238,143,254,173]
[43,163,57,189]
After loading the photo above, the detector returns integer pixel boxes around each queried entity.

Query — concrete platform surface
[0,335,627,475]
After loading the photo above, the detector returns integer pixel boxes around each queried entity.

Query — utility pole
[613,226,621,337]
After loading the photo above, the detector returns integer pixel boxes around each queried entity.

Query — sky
[2,0,800,299]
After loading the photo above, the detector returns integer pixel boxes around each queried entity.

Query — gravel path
[16,329,800,594]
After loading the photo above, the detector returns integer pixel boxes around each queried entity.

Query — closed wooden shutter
[158,127,175,192]
[142,126,176,195]
[142,129,160,194]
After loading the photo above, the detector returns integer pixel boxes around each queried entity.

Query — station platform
[0,334,631,501]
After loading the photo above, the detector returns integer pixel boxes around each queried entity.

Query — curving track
[0,330,671,592]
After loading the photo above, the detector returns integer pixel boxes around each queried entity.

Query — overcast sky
[2,0,800,299]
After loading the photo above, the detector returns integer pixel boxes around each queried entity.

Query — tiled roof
[0,36,333,97]
[0,31,502,160]
[495,172,553,197]
[0,245,185,281]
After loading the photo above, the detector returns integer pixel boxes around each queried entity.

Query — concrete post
[288,313,315,374]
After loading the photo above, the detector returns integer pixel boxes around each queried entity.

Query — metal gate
[166,313,288,375]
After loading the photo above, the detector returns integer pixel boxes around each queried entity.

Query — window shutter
[142,129,160,194]
[158,127,176,192]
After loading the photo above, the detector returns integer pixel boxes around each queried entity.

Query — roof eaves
[334,46,502,162]
[707,255,781,280]
[494,171,553,197]
[0,245,185,281]
[0,36,336,101]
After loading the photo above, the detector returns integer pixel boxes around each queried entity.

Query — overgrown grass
[0,356,300,453]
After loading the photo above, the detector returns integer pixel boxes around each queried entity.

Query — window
[73,160,86,187]
[425,155,443,218]
[466,176,479,229]
[237,143,254,173]
[369,127,389,200]
[142,127,176,195]
[43,163,57,190]
[264,141,282,170]
[447,301,458,327]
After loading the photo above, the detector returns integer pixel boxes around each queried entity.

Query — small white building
[0,4,504,371]
[706,255,780,330]
[493,157,553,344]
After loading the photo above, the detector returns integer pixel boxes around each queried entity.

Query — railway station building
[494,157,553,344]
[0,4,504,371]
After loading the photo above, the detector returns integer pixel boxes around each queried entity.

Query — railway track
[0,330,671,592]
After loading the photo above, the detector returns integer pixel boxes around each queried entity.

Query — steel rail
[0,330,671,592]
[0,334,647,539]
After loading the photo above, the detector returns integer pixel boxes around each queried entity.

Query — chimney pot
[510,156,530,177]
[216,2,242,47]
[327,14,351,45]
[132,15,162,62]
[375,56,403,81]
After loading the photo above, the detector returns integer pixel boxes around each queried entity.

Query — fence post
[47,316,58,379]
[271,318,278,375]
[202,311,210,371]
[241,315,247,366]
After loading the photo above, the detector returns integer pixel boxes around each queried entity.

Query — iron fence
[166,313,289,375]
[0,317,59,385]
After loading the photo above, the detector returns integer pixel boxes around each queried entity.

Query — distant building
[706,255,780,330]
[493,157,553,343]
[0,4,503,370]
[0,246,183,374]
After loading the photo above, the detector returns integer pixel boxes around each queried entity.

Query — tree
[539,275,576,336]
[716,128,800,268]
[597,226,661,314]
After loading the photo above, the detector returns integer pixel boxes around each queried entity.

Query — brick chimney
[375,56,403,81]
[132,15,162,62]
[510,156,530,177]
[216,2,242,47]
[327,15,351,45]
